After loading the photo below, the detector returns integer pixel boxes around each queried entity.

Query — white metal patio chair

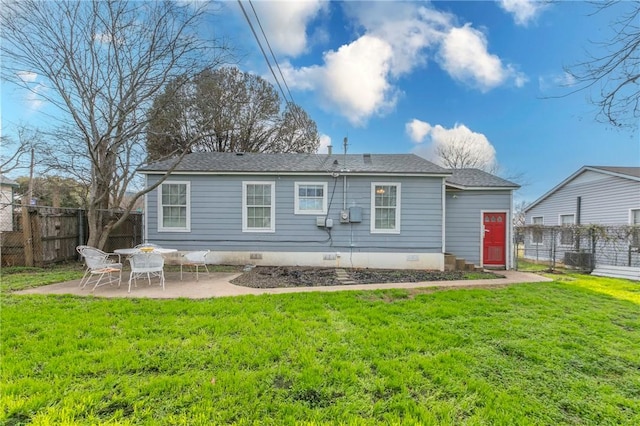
[76,245,123,291]
[180,250,211,281]
[127,252,165,293]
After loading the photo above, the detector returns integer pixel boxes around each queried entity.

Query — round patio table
[114,247,178,256]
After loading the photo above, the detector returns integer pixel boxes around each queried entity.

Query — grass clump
[1,273,639,424]
[1,264,84,293]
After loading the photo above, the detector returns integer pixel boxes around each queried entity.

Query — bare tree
[434,134,498,173]
[513,200,529,228]
[1,0,231,249]
[146,67,319,160]
[0,126,41,176]
[565,1,640,131]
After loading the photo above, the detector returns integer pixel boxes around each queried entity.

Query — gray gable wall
[525,170,640,226]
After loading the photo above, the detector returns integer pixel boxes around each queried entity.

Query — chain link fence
[514,225,640,271]
[0,203,143,267]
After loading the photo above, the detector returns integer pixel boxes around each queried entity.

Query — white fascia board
[445,184,519,191]
[140,171,452,178]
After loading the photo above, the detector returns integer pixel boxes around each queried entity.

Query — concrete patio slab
[14,270,553,299]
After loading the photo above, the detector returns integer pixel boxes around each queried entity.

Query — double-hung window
[559,214,575,245]
[243,182,275,232]
[295,182,327,215]
[158,181,190,232]
[531,216,543,244]
[371,183,400,233]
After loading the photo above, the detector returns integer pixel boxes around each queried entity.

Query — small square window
[294,183,327,215]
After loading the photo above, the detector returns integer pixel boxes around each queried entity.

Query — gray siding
[525,171,640,226]
[445,190,512,266]
[145,173,444,254]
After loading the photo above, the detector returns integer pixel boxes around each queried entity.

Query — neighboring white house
[524,166,640,280]
[0,174,19,232]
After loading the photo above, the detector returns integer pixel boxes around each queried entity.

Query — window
[531,216,543,244]
[631,209,640,247]
[158,181,190,232]
[243,182,275,232]
[294,182,327,214]
[559,214,575,245]
[371,183,400,233]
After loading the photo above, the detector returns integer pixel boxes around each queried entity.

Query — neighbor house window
[243,182,275,232]
[158,181,190,232]
[371,183,400,233]
[559,214,575,245]
[294,182,327,214]
[531,216,543,244]
[631,209,640,247]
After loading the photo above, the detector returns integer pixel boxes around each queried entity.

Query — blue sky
[2,0,639,204]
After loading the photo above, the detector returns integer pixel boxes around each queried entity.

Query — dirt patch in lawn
[230,266,503,288]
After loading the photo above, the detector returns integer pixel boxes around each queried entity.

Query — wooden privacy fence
[0,204,143,267]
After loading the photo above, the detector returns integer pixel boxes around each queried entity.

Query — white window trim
[531,216,543,245]
[158,181,191,232]
[294,182,328,215]
[370,182,401,234]
[629,208,640,225]
[242,181,276,233]
[558,213,575,246]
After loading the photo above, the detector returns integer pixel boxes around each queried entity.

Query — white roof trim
[140,170,452,178]
[446,183,517,191]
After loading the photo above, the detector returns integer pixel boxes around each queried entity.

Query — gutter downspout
[442,179,446,268]
[509,189,514,270]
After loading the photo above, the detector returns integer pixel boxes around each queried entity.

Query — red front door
[483,212,506,266]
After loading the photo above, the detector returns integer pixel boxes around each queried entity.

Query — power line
[236,0,290,106]
[247,0,296,107]
[237,0,320,151]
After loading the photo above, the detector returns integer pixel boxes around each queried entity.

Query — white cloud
[498,0,549,26]
[343,2,451,76]
[538,71,577,92]
[15,71,46,111]
[16,71,38,83]
[25,86,46,111]
[437,24,524,92]
[284,35,398,126]
[318,134,331,153]
[278,2,525,125]
[405,119,432,143]
[410,121,497,171]
[248,0,327,57]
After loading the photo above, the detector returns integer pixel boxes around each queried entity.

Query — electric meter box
[349,206,362,223]
[339,210,350,223]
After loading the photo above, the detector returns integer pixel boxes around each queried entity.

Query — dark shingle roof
[445,168,520,189]
[139,152,450,175]
[587,166,640,179]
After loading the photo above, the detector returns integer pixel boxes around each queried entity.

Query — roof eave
[139,170,452,177]
[446,183,520,191]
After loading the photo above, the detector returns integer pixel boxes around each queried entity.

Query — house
[524,166,640,279]
[139,152,519,270]
[0,174,18,232]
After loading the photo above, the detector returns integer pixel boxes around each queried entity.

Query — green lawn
[1,272,639,425]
